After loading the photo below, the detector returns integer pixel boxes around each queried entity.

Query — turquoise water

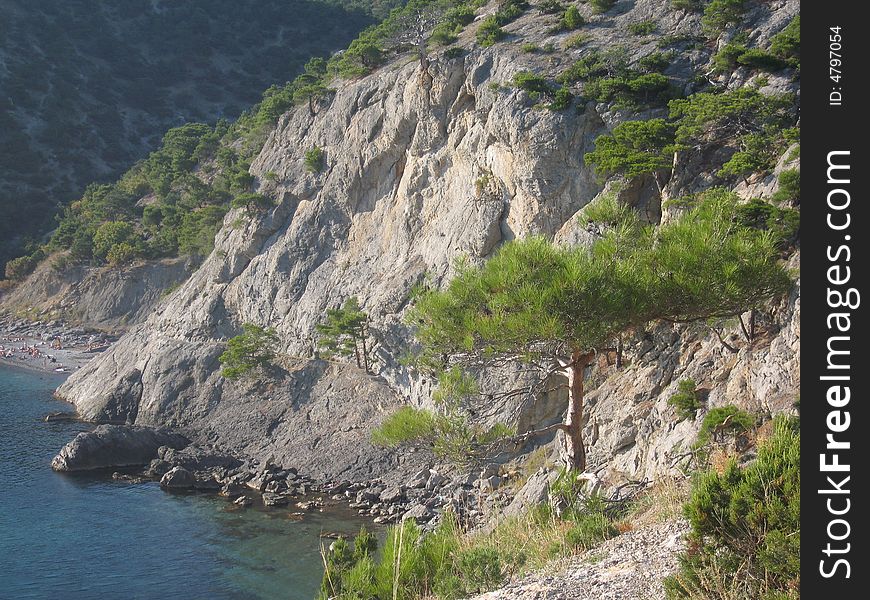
[0,365,371,599]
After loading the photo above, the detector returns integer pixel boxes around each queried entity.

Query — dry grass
[626,476,690,527]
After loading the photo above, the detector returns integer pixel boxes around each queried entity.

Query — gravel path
[474,520,688,600]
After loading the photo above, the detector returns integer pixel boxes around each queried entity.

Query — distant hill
[0,0,400,271]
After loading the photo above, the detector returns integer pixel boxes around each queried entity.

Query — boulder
[233,495,253,507]
[402,504,433,523]
[160,466,196,489]
[51,425,189,472]
[379,486,406,504]
[262,493,289,507]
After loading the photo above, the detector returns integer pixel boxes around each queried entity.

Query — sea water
[0,365,372,599]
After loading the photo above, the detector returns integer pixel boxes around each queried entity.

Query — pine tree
[409,190,792,471]
[316,297,374,373]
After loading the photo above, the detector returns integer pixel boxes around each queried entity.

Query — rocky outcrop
[1,257,191,328]
[473,519,688,600]
[51,424,189,472]
[54,0,800,490]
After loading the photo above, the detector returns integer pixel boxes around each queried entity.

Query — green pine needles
[219,323,280,380]
[316,296,374,372]
[406,188,792,471]
[666,417,800,599]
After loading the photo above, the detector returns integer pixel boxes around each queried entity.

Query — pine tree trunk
[560,351,593,472]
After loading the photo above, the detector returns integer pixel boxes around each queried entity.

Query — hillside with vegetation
[7,1,801,599]
[0,0,404,273]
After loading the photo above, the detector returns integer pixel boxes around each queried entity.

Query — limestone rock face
[1,258,191,328]
[55,0,800,485]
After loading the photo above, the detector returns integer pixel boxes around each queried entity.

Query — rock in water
[160,466,195,489]
[51,424,189,472]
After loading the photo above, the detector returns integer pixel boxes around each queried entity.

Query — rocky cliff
[55,0,800,487]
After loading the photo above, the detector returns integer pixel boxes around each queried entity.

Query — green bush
[538,0,564,14]
[521,42,540,53]
[371,406,437,447]
[696,405,756,447]
[304,146,326,173]
[665,418,800,599]
[588,0,616,14]
[106,242,136,266]
[771,168,800,204]
[701,0,746,36]
[560,5,584,30]
[628,20,656,36]
[548,86,573,111]
[671,0,703,10]
[563,512,618,550]
[734,197,800,249]
[577,193,636,227]
[668,379,702,420]
[92,221,136,262]
[476,16,506,46]
[638,51,673,73]
[770,15,800,63]
[513,70,551,97]
[563,32,588,49]
[4,251,42,281]
[455,547,503,593]
[219,323,280,380]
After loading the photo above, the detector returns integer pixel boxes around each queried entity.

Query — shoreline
[1,315,116,375]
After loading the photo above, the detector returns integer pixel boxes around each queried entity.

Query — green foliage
[521,42,540,53]
[577,193,636,228]
[665,418,800,599]
[316,296,373,371]
[219,323,279,380]
[584,72,674,106]
[476,0,528,46]
[671,0,703,10]
[512,72,572,111]
[734,198,800,250]
[628,20,657,36]
[373,367,515,464]
[668,379,702,420]
[371,407,438,447]
[588,0,616,14]
[549,86,574,111]
[537,0,565,14]
[106,242,136,266]
[305,146,326,173]
[712,43,788,74]
[563,33,588,49]
[770,15,800,63]
[585,119,676,183]
[701,0,747,36]
[410,190,792,369]
[669,89,795,176]
[319,518,466,600]
[513,71,551,97]
[771,169,800,204]
[4,248,44,281]
[563,512,618,550]
[476,18,506,46]
[92,221,137,262]
[231,193,274,218]
[696,405,757,447]
[560,6,584,31]
[638,51,674,73]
